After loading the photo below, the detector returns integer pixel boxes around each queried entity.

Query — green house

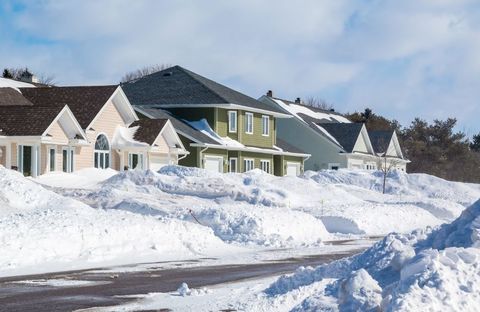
[122,66,309,176]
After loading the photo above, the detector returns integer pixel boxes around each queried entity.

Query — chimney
[266,90,273,97]
[295,97,301,104]
[19,71,39,83]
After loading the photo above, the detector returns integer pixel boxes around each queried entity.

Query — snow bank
[0,167,235,276]
[261,199,480,311]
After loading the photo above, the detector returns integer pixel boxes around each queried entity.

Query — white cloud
[1,0,480,133]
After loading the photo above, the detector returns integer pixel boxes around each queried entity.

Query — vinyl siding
[237,151,274,173]
[0,146,5,167]
[76,99,126,171]
[235,111,275,148]
[45,120,69,145]
[178,136,198,168]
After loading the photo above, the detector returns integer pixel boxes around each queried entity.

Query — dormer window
[245,112,253,134]
[228,111,237,133]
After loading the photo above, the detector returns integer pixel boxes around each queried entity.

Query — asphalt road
[0,247,367,312]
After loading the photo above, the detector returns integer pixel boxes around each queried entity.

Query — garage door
[150,155,170,171]
[286,162,300,176]
[204,156,223,173]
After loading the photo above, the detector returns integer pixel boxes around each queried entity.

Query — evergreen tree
[2,69,13,79]
[470,133,480,152]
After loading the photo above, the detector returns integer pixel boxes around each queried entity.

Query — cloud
[1,0,480,134]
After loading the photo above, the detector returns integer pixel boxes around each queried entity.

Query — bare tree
[121,64,172,83]
[304,96,334,110]
[377,154,402,194]
[2,67,55,85]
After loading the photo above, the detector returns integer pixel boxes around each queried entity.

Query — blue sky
[1,0,480,135]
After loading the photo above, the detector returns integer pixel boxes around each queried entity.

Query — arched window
[94,134,110,169]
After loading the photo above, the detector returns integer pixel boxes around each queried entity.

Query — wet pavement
[0,247,368,312]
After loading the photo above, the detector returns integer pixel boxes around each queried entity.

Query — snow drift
[262,199,480,311]
[0,167,235,277]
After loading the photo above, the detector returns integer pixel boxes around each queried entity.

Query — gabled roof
[369,130,394,154]
[0,88,34,106]
[20,86,118,129]
[130,119,168,145]
[317,123,364,153]
[135,106,220,145]
[122,65,285,114]
[0,105,65,136]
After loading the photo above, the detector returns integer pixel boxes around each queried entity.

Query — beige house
[0,83,187,177]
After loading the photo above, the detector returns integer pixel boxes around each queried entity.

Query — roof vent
[295,97,301,104]
[163,72,173,77]
[267,90,273,97]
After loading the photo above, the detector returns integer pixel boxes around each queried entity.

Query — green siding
[238,111,275,148]
[273,155,305,176]
[237,151,274,174]
[177,136,198,168]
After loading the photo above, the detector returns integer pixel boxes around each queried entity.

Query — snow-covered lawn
[1,165,480,310]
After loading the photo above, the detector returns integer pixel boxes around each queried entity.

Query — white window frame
[62,146,74,173]
[261,115,270,136]
[245,112,253,134]
[229,157,238,173]
[260,159,271,173]
[17,144,40,177]
[244,158,254,172]
[48,147,56,172]
[93,133,110,170]
[128,153,144,170]
[228,111,237,133]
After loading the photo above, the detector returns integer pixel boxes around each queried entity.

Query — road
[0,245,368,312]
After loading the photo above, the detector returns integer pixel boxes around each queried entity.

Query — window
[94,134,110,169]
[229,158,237,173]
[260,160,271,173]
[228,111,237,133]
[49,148,55,171]
[244,159,254,172]
[62,147,74,173]
[262,115,270,136]
[245,112,253,134]
[128,153,144,170]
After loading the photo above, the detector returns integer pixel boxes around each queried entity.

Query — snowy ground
[1,165,480,310]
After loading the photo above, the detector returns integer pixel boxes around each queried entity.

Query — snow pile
[0,167,235,276]
[86,167,331,247]
[260,199,480,311]
[0,77,35,91]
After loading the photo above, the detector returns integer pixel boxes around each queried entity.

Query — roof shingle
[0,105,64,136]
[122,66,285,114]
[20,86,118,129]
[130,119,168,145]
[317,123,364,153]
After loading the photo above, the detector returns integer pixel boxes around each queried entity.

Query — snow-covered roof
[272,98,351,124]
[111,125,150,149]
[186,119,244,148]
[0,77,36,91]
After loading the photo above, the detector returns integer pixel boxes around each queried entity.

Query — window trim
[261,115,270,136]
[93,133,111,169]
[260,159,271,174]
[245,112,254,134]
[128,152,144,170]
[243,158,254,172]
[229,157,238,173]
[62,146,74,173]
[228,110,237,133]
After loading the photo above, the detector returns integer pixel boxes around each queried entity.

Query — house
[369,130,407,171]
[0,82,187,177]
[123,65,310,176]
[259,92,408,171]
